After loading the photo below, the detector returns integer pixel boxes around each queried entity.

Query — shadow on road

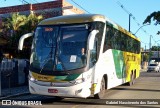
[112,87,160,92]
[140,72,160,77]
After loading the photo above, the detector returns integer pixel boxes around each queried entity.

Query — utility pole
[158,43,159,63]
[149,35,152,50]
[30,0,33,14]
[149,35,152,63]
[129,14,131,32]
[30,0,32,4]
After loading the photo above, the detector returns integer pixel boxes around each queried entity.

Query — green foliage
[1,12,43,58]
[148,51,153,58]
[143,11,160,25]
[143,11,160,34]
[151,46,160,51]
[142,54,149,62]
[20,13,43,33]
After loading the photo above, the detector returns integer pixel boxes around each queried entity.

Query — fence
[0,59,29,96]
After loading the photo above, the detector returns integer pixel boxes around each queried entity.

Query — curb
[140,69,147,72]
[0,92,30,100]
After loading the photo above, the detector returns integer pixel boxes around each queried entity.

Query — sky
[1,0,160,49]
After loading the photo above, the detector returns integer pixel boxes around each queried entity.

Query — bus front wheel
[94,77,105,99]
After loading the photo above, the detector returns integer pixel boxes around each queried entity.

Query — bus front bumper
[29,80,92,98]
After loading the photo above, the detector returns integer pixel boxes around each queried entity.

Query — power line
[141,41,148,45]
[32,0,39,3]
[114,0,157,48]
[70,0,91,14]
[18,0,29,4]
[4,0,29,4]
[115,1,141,29]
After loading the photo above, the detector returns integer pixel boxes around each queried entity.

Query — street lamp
[133,24,151,66]
[133,24,150,35]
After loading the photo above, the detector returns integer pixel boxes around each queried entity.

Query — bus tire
[94,77,105,99]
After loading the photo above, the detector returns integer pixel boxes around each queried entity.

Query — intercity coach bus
[18,14,141,99]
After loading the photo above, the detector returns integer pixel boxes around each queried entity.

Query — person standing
[81,48,87,66]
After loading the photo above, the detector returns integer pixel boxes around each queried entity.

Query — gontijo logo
[32,72,54,81]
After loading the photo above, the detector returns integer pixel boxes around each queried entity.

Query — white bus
[19,14,141,99]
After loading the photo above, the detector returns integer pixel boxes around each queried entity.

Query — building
[0,0,84,58]
[0,0,84,28]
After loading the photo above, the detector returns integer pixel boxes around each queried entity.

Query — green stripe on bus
[65,74,81,81]
[54,74,81,81]
[112,50,126,79]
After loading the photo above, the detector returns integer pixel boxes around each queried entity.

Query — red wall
[0,1,63,14]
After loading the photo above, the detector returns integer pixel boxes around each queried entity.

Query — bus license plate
[48,89,58,93]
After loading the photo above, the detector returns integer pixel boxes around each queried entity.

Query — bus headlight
[28,73,37,82]
[30,76,36,81]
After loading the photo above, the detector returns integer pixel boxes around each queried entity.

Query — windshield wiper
[40,32,57,73]
[39,55,54,73]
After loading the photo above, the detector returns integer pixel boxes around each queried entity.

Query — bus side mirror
[88,30,99,50]
[18,33,33,50]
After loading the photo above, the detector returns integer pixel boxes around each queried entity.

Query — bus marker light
[75,89,82,95]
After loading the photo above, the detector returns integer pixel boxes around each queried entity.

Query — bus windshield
[30,24,89,73]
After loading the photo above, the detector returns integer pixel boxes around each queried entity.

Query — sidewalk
[140,68,147,72]
[0,85,30,100]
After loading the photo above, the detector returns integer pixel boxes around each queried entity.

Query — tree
[1,12,43,58]
[1,13,26,39]
[21,13,43,33]
[1,13,27,58]
[142,53,149,62]
[151,46,160,51]
[6,13,26,35]
[143,11,160,34]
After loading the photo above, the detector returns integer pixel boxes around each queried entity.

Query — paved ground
[0,86,29,99]
[1,69,147,99]
[1,69,160,108]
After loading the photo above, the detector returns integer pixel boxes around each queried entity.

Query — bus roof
[116,24,140,41]
[38,14,106,25]
[38,14,140,41]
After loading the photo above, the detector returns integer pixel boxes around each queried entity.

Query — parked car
[147,63,160,72]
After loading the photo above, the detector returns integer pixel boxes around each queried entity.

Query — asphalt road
[1,70,160,108]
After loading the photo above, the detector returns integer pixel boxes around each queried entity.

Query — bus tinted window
[103,25,140,54]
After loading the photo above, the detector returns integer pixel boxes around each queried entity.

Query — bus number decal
[45,28,53,32]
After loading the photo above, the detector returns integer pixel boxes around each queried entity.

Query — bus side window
[103,26,112,52]
[121,33,126,51]
[109,28,114,49]
[114,30,121,50]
